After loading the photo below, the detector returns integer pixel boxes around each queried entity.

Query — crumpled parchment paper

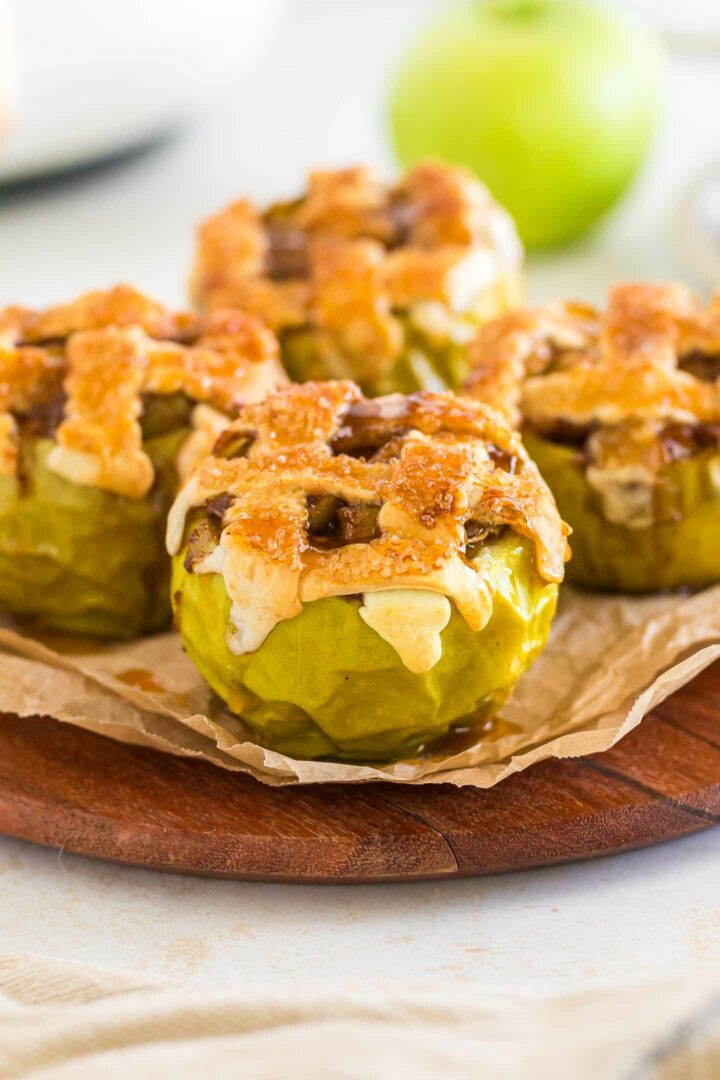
[1,584,719,786]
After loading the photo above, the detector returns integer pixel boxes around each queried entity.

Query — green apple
[389,0,663,248]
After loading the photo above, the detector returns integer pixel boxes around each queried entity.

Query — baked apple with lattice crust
[0,285,286,637]
[167,381,567,762]
[190,162,523,396]
[466,283,720,592]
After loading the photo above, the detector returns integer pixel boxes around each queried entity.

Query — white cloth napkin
[1,954,720,1079]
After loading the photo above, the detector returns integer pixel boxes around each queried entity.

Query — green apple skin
[171,530,558,762]
[524,431,720,593]
[0,427,188,639]
[390,0,663,248]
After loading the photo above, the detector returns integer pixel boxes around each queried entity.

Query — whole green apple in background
[390,0,664,249]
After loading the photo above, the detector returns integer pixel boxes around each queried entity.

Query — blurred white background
[0,0,285,181]
[0,0,719,308]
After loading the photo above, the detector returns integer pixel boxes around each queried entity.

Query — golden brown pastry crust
[167,381,568,650]
[465,283,720,429]
[190,163,523,376]
[0,285,286,497]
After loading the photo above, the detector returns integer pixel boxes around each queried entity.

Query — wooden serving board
[1,662,720,883]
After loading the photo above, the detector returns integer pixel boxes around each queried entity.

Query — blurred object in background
[674,165,720,290]
[389,0,664,251]
[630,0,720,53]
[0,0,18,139]
[0,0,284,185]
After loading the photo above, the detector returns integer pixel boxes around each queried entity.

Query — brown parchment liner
[1,584,720,787]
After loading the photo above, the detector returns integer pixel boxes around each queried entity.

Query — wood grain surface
[1,662,719,883]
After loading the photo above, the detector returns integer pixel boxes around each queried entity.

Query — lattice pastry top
[190,162,523,374]
[167,380,568,658]
[0,285,286,497]
[465,282,720,430]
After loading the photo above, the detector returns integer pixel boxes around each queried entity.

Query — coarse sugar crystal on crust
[0,285,287,497]
[167,380,568,654]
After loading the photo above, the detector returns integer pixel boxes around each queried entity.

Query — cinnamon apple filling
[678,350,720,383]
[306,496,382,549]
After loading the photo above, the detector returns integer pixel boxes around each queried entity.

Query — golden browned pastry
[190,162,524,395]
[0,284,286,637]
[167,380,567,761]
[465,282,720,591]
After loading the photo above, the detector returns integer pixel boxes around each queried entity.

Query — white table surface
[1,0,720,996]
